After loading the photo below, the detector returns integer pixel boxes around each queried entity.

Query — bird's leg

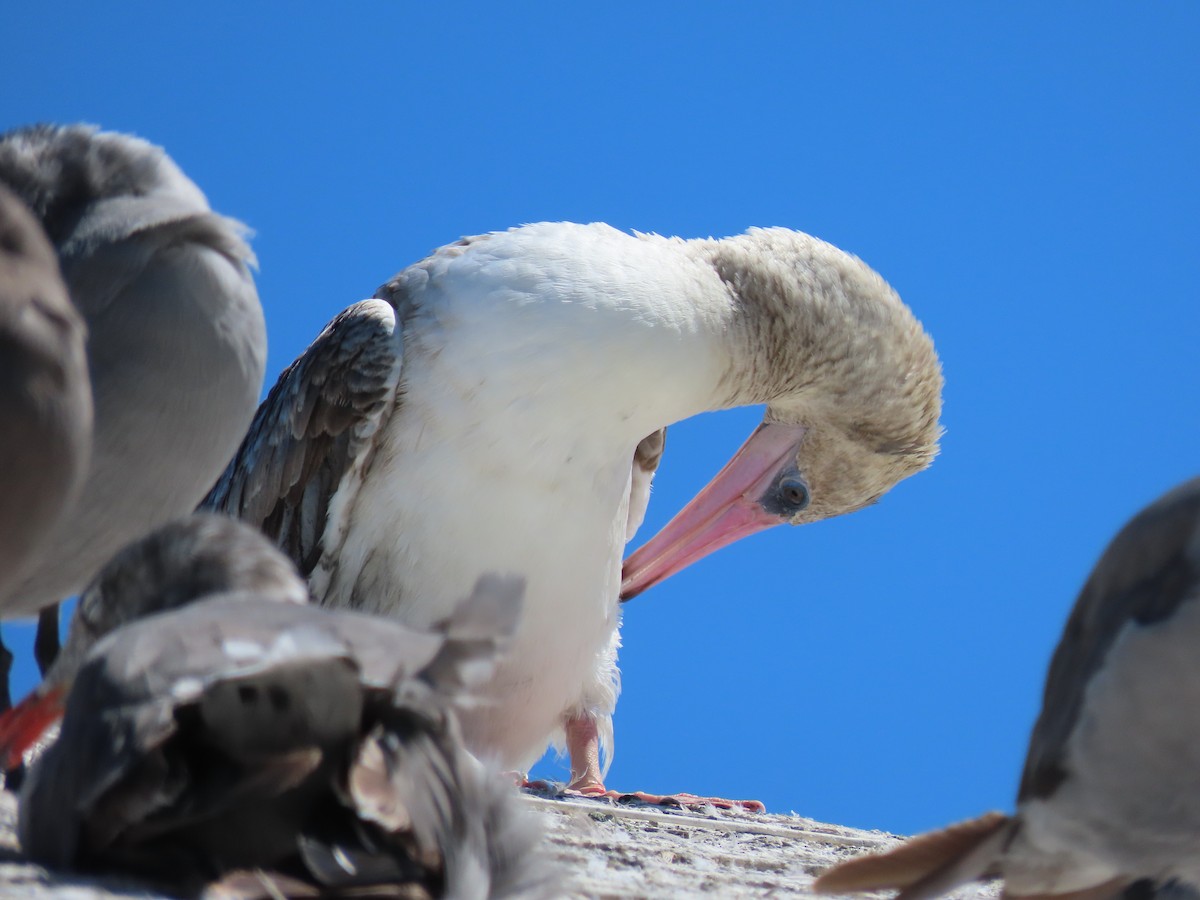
[562,712,766,812]
[508,713,770,812]
[33,604,59,676]
[509,715,606,794]
[565,714,606,795]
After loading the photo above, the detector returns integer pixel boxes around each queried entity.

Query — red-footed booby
[201,221,943,806]
[0,124,267,685]
[0,184,91,704]
[814,476,1200,900]
[16,514,551,899]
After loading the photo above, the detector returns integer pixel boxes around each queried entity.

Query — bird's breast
[321,403,633,765]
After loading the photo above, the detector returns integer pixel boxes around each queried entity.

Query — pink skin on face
[620,422,807,600]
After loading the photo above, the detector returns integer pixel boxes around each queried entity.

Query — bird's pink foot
[601,789,765,812]
[559,713,765,811]
[566,778,607,797]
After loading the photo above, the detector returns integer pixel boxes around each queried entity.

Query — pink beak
[621,422,807,599]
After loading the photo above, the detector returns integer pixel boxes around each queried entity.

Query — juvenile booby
[204,222,943,801]
[814,476,1200,900]
[0,124,267,673]
[17,515,549,898]
[0,513,310,763]
[0,184,91,705]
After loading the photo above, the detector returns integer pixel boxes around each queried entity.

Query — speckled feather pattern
[696,227,943,518]
[201,298,403,595]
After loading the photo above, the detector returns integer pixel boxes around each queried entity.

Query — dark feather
[1019,477,1200,801]
[20,550,553,898]
[201,299,403,580]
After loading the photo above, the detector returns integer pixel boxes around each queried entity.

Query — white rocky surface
[0,783,1005,898]
[532,793,900,897]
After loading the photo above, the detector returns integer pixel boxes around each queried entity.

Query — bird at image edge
[0,124,267,689]
[814,476,1200,900]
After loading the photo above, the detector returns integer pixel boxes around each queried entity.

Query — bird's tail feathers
[452,750,561,899]
[813,810,1011,900]
[341,714,560,899]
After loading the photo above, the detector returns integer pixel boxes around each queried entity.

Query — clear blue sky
[4,3,1198,836]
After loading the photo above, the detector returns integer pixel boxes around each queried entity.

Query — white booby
[16,514,551,899]
[814,476,1200,900]
[0,124,267,675]
[0,183,91,702]
[203,221,943,802]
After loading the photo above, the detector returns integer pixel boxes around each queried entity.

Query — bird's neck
[402,249,754,457]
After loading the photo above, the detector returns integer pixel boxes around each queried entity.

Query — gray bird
[0,183,92,702]
[0,514,311,765]
[813,476,1200,900]
[0,124,267,675]
[17,514,551,899]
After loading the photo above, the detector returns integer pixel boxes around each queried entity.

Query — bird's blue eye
[777,476,810,512]
[758,470,812,517]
